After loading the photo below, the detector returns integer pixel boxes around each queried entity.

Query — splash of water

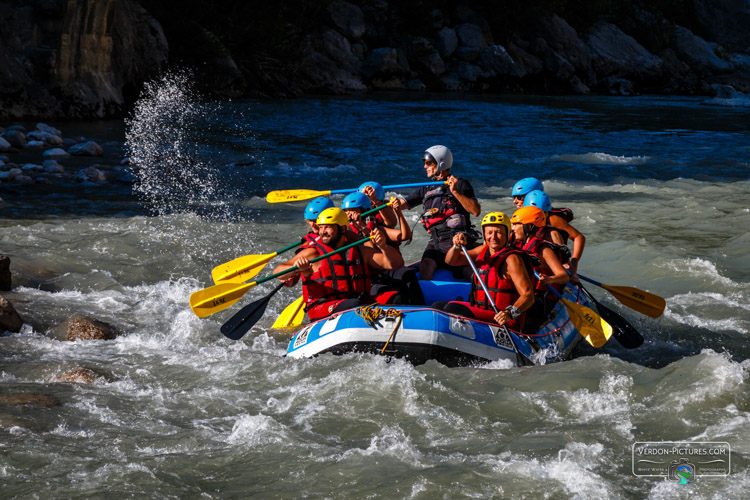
[125,71,227,216]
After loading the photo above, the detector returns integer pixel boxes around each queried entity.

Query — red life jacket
[549,207,574,222]
[302,237,372,310]
[470,246,533,315]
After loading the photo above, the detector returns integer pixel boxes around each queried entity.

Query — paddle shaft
[255,235,373,286]
[461,245,528,366]
[325,181,448,196]
[221,282,285,340]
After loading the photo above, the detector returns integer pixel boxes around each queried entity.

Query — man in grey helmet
[403,145,481,280]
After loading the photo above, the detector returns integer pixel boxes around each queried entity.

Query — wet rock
[322,30,357,66]
[22,163,44,173]
[68,141,103,156]
[43,148,71,158]
[435,27,458,59]
[362,47,410,81]
[537,15,591,74]
[479,45,525,78]
[2,130,26,148]
[25,140,46,149]
[0,255,10,290]
[328,1,365,39]
[585,22,662,80]
[507,42,544,75]
[36,123,62,136]
[0,394,58,406]
[6,125,25,133]
[600,76,635,95]
[0,136,10,152]
[406,79,426,90]
[456,23,485,50]
[455,5,494,46]
[76,166,106,183]
[61,315,120,341]
[405,37,445,77]
[14,175,34,184]
[671,25,733,74]
[43,160,64,173]
[0,295,23,332]
[58,367,102,383]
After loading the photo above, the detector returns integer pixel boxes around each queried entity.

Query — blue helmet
[523,190,551,212]
[358,181,385,201]
[304,197,334,220]
[341,191,371,210]
[511,177,544,197]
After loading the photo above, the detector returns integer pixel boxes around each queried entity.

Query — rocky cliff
[1,0,749,119]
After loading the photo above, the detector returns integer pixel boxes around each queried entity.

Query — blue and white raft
[286,273,593,367]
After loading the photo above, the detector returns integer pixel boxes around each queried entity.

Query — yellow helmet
[317,207,349,227]
[511,206,545,227]
[481,212,511,232]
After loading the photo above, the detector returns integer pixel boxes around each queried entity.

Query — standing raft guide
[189,146,666,366]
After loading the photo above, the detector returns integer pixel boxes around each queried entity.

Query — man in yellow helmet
[273,207,404,321]
[434,212,535,330]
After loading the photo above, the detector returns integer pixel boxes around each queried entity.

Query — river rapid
[1,76,749,498]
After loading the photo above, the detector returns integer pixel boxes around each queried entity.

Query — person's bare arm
[366,228,404,271]
[549,215,585,276]
[272,247,319,282]
[447,175,481,216]
[445,232,484,266]
[537,247,570,286]
[493,254,535,325]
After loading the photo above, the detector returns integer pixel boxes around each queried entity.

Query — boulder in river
[0,394,58,406]
[2,130,25,148]
[0,295,23,332]
[68,141,103,157]
[42,148,71,158]
[0,136,10,152]
[58,367,103,383]
[0,254,10,290]
[60,315,120,341]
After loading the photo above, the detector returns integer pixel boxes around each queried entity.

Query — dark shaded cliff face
[1,0,749,119]
[0,0,167,119]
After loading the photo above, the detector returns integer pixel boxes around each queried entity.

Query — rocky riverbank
[0,123,133,189]
[1,0,749,119]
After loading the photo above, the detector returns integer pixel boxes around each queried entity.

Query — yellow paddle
[211,240,304,283]
[190,235,373,318]
[211,201,394,284]
[578,274,666,318]
[271,295,305,328]
[543,279,613,348]
[265,181,447,204]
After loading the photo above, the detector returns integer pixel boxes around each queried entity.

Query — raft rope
[355,304,404,353]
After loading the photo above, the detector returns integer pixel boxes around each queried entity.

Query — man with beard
[273,207,404,321]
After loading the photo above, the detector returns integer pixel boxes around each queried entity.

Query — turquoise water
[1,77,749,497]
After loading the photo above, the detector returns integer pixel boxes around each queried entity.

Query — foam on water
[550,152,652,165]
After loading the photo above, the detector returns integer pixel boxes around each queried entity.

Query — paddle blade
[601,284,666,318]
[211,253,274,283]
[560,297,613,348]
[594,301,644,349]
[189,281,254,318]
[266,189,331,204]
[272,295,306,328]
[221,283,284,340]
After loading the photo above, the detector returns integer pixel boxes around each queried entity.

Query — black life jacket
[549,207,574,223]
[419,185,469,233]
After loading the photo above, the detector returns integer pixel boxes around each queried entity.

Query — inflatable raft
[286,272,591,367]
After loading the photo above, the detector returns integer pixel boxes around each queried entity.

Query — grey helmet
[423,145,453,173]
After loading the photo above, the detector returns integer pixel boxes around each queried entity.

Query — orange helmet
[511,206,545,227]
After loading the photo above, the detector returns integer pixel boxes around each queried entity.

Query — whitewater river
[1,77,749,498]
